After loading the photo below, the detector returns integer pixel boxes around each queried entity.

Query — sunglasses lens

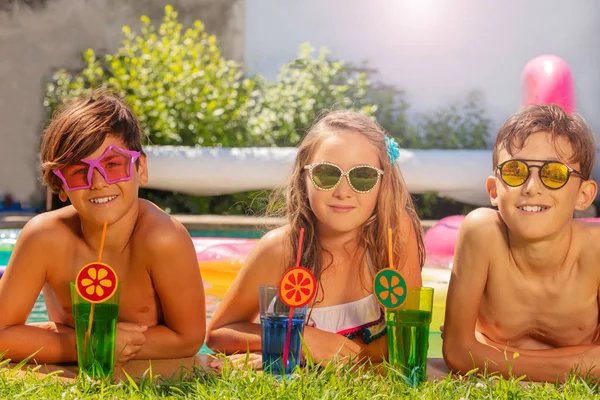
[101,148,133,182]
[311,164,342,189]
[60,163,90,189]
[541,162,569,189]
[500,160,529,186]
[348,166,380,192]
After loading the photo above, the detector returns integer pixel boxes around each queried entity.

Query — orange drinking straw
[83,221,108,354]
[388,228,394,269]
[282,228,305,370]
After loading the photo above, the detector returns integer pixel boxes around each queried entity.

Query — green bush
[248,43,375,146]
[44,5,377,215]
[371,89,491,219]
[412,91,492,150]
[45,5,257,147]
[44,7,375,149]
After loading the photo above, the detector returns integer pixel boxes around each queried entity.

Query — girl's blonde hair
[269,110,425,303]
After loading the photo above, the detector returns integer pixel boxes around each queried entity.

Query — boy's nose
[90,167,108,189]
[521,171,542,196]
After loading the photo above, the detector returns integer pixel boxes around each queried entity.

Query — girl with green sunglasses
[207,110,425,369]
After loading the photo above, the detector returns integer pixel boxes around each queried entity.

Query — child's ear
[575,179,598,211]
[486,175,499,207]
[137,155,148,186]
[58,190,68,203]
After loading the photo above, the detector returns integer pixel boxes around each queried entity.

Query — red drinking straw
[282,228,304,370]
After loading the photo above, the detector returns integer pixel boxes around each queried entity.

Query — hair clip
[385,137,400,164]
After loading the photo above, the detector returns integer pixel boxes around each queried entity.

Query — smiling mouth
[518,205,548,213]
[89,195,118,204]
[330,205,354,211]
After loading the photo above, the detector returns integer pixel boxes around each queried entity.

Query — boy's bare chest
[44,241,161,327]
[478,264,600,348]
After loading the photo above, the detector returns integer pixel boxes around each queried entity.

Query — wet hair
[41,90,145,193]
[269,109,425,304]
[492,104,596,179]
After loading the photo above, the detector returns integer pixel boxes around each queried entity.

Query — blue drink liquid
[260,314,305,375]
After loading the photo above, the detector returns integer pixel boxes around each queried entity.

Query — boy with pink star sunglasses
[0,91,206,366]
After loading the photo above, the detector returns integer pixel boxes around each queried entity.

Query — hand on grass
[114,322,147,366]
[209,353,263,372]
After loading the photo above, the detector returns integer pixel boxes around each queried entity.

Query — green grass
[2,360,600,399]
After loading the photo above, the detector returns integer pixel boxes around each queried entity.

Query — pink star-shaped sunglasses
[52,145,141,191]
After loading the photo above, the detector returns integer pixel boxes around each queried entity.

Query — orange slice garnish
[75,262,118,303]
[373,268,407,310]
[279,266,316,308]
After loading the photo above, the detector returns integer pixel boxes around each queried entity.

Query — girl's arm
[206,228,288,353]
[302,326,388,364]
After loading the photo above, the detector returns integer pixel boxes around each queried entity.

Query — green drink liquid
[386,309,432,386]
[73,303,118,378]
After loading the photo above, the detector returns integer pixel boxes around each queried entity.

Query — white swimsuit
[307,254,386,344]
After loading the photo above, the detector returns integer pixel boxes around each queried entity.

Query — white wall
[245,0,600,137]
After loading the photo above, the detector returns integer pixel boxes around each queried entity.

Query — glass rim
[258,284,279,290]
[406,286,434,292]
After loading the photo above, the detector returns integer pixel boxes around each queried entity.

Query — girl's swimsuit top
[306,253,386,344]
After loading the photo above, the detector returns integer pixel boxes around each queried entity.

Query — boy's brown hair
[41,90,145,193]
[492,104,596,180]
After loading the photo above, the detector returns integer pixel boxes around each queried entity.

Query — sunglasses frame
[52,145,141,191]
[496,158,584,190]
[304,162,384,194]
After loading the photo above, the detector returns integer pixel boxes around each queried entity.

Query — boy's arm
[442,209,591,382]
[0,218,77,363]
[134,220,206,359]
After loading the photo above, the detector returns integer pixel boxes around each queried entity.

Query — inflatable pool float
[193,237,256,298]
[424,215,465,267]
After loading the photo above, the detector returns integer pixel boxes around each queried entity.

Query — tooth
[520,206,544,212]
[90,196,116,204]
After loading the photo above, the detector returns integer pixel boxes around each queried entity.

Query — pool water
[0,251,9,266]
[188,229,265,239]
[2,229,448,358]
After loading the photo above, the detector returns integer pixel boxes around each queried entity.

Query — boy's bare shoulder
[460,207,505,243]
[19,206,80,246]
[575,219,600,258]
[133,199,191,249]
